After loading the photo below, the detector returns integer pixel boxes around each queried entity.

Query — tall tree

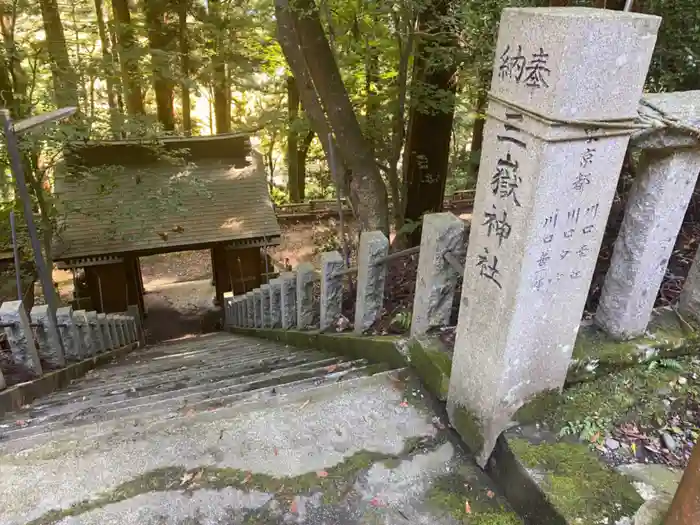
[178,0,191,134]
[208,0,230,133]
[93,0,120,134]
[144,0,175,130]
[112,0,145,115]
[402,0,457,245]
[39,0,79,108]
[286,75,301,202]
[276,0,389,234]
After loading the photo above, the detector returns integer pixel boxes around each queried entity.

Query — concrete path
[0,333,513,525]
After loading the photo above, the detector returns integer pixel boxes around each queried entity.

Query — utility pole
[664,441,700,525]
[0,107,77,355]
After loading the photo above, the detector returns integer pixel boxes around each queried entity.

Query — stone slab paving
[0,332,515,525]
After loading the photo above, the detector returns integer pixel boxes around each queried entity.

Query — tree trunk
[402,0,457,245]
[39,0,79,109]
[209,0,230,134]
[281,0,389,234]
[112,0,144,116]
[178,0,191,134]
[94,0,120,135]
[296,129,314,201]
[145,0,175,131]
[287,75,301,202]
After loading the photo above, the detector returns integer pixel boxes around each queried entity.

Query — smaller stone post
[260,285,271,328]
[86,311,104,353]
[239,297,246,327]
[31,305,66,368]
[73,310,93,356]
[680,243,700,324]
[223,292,233,326]
[354,231,389,334]
[269,278,282,328]
[57,306,83,361]
[411,213,467,337]
[253,289,263,328]
[98,313,114,350]
[117,316,129,345]
[296,263,318,330]
[596,91,700,339]
[127,305,145,347]
[320,251,344,331]
[107,314,122,347]
[280,272,297,329]
[0,300,43,375]
[246,292,255,327]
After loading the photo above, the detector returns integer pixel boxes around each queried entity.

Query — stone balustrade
[0,302,142,391]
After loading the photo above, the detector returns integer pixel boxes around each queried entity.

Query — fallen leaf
[192,470,203,482]
[180,472,195,486]
[15,420,27,427]
[290,500,298,513]
[590,432,600,444]
[325,364,338,373]
[399,400,409,408]
[299,400,310,410]
[631,442,637,456]
[317,470,328,478]
[274,447,279,456]
[370,497,385,507]
[486,490,495,499]
[243,472,252,484]
[465,501,472,514]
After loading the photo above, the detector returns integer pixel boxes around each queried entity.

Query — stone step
[0,359,379,443]
[14,355,354,426]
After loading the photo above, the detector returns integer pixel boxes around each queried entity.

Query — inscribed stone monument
[446,7,660,466]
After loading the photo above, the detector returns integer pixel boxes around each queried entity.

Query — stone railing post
[446,7,660,466]
[127,305,145,347]
[260,284,271,328]
[223,292,233,327]
[596,91,700,339]
[253,289,263,328]
[73,310,94,356]
[86,311,104,353]
[280,272,297,329]
[296,263,317,330]
[0,300,42,376]
[680,243,700,324]
[269,278,282,328]
[117,315,129,345]
[411,213,467,337]
[31,305,66,368]
[320,251,344,331]
[246,292,255,327]
[107,314,122,347]
[98,313,114,350]
[354,231,389,334]
[57,306,83,360]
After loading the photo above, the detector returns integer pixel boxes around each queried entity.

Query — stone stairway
[0,332,515,525]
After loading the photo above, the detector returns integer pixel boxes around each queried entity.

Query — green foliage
[647,358,684,373]
[558,414,612,445]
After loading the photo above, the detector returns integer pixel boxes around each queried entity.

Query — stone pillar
[0,365,5,390]
[31,305,66,368]
[296,263,318,330]
[107,314,122,347]
[280,272,297,329]
[680,243,700,324]
[411,213,467,337]
[73,310,94,356]
[596,92,700,339]
[0,300,43,375]
[269,278,282,328]
[246,292,255,327]
[446,7,660,466]
[86,311,104,353]
[320,252,344,331]
[57,306,83,361]
[260,285,271,328]
[98,313,114,350]
[223,291,233,326]
[117,316,130,344]
[127,304,145,347]
[253,289,263,328]
[354,231,389,334]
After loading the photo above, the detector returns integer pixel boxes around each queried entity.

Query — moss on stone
[509,439,643,523]
[407,337,452,400]
[470,511,523,525]
[451,405,485,455]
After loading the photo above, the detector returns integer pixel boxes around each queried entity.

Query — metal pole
[664,440,700,525]
[9,210,22,300]
[0,109,63,352]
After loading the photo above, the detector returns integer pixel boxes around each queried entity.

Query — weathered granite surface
[31,305,65,368]
[0,300,42,376]
[57,306,83,361]
[281,272,297,330]
[269,279,282,329]
[253,289,263,328]
[296,263,318,330]
[320,251,344,331]
[260,285,271,329]
[86,311,104,353]
[73,310,94,356]
[411,213,466,337]
[98,313,114,350]
[354,231,389,334]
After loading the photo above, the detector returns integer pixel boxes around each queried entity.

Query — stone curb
[228,327,407,370]
[0,342,139,417]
